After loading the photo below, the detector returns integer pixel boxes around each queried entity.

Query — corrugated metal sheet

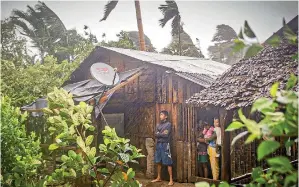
[99,46,230,86]
[22,67,144,117]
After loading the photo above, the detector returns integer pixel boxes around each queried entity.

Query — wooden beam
[97,71,144,104]
[178,80,184,103]
[220,108,232,182]
[168,74,173,103]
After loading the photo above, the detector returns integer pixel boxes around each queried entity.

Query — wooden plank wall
[97,51,207,182]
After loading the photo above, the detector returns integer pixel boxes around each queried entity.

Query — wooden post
[168,74,173,103]
[220,108,232,182]
[178,80,184,103]
[176,141,184,182]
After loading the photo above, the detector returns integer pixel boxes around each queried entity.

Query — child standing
[197,126,208,178]
[203,122,219,180]
[214,118,221,158]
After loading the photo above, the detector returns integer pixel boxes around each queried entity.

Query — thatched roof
[186,42,298,110]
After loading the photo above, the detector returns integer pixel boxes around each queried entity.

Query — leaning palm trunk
[100,0,146,51]
[134,0,146,51]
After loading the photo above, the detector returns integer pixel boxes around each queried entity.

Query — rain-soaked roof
[99,46,230,87]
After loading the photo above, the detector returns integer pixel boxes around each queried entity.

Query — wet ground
[137,178,195,187]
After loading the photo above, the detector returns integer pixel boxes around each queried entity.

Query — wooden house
[62,46,230,182]
[186,17,298,184]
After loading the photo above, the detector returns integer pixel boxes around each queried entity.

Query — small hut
[186,21,298,183]
[22,47,230,182]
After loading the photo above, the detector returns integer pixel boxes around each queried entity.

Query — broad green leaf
[232,39,246,53]
[270,82,279,98]
[267,156,293,171]
[32,159,42,165]
[245,134,258,144]
[286,74,297,90]
[89,170,96,178]
[238,109,260,135]
[49,143,59,151]
[195,182,210,187]
[266,35,281,47]
[48,127,56,132]
[69,168,76,177]
[127,168,135,180]
[61,155,69,162]
[43,108,53,114]
[255,178,266,184]
[252,167,263,180]
[85,135,94,146]
[76,136,85,149]
[104,138,110,145]
[89,147,96,158]
[238,28,244,39]
[257,140,280,160]
[219,182,230,187]
[245,44,263,58]
[284,172,298,187]
[226,121,245,131]
[97,168,110,174]
[88,125,95,131]
[244,21,256,38]
[251,97,273,113]
[68,150,77,158]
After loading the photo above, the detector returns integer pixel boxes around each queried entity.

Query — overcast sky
[1,1,298,56]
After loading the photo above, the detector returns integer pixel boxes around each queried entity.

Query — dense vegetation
[1,1,297,186]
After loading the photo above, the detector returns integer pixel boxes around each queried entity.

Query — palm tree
[11,5,49,62]
[100,0,146,51]
[11,1,68,62]
[158,0,183,55]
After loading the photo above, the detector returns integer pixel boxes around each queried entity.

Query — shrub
[1,96,43,187]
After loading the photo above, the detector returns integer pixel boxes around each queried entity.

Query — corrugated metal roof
[99,46,230,86]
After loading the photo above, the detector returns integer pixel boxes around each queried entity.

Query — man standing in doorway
[151,110,174,186]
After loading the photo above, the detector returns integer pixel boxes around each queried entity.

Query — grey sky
[1,1,298,56]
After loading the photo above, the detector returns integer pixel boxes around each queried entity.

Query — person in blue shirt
[151,110,174,186]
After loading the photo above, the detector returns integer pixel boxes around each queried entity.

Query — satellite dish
[90,63,119,86]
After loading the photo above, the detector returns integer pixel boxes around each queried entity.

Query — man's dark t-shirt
[155,121,172,143]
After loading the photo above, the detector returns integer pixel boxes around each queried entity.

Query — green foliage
[1,45,93,106]
[227,75,298,187]
[43,88,144,186]
[1,19,32,66]
[11,1,92,62]
[100,31,137,50]
[233,18,298,59]
[196,75,298,186]
[162,32,204,58]
[1,96,43,187]
[208,24,241,65]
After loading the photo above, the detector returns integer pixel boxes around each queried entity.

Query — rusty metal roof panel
[98,46,230,85]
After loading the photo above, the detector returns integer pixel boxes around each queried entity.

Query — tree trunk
[134,0,146,51]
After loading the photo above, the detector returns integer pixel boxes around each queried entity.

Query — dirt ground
[137,178,195,187]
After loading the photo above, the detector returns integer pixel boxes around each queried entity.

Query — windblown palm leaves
[10,1,86,62]
[11,5,49,58]
[158,0,182,36]
[100,0,119,22]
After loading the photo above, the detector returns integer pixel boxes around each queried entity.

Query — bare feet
[168,181,174,186]
[151,178,162,183]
